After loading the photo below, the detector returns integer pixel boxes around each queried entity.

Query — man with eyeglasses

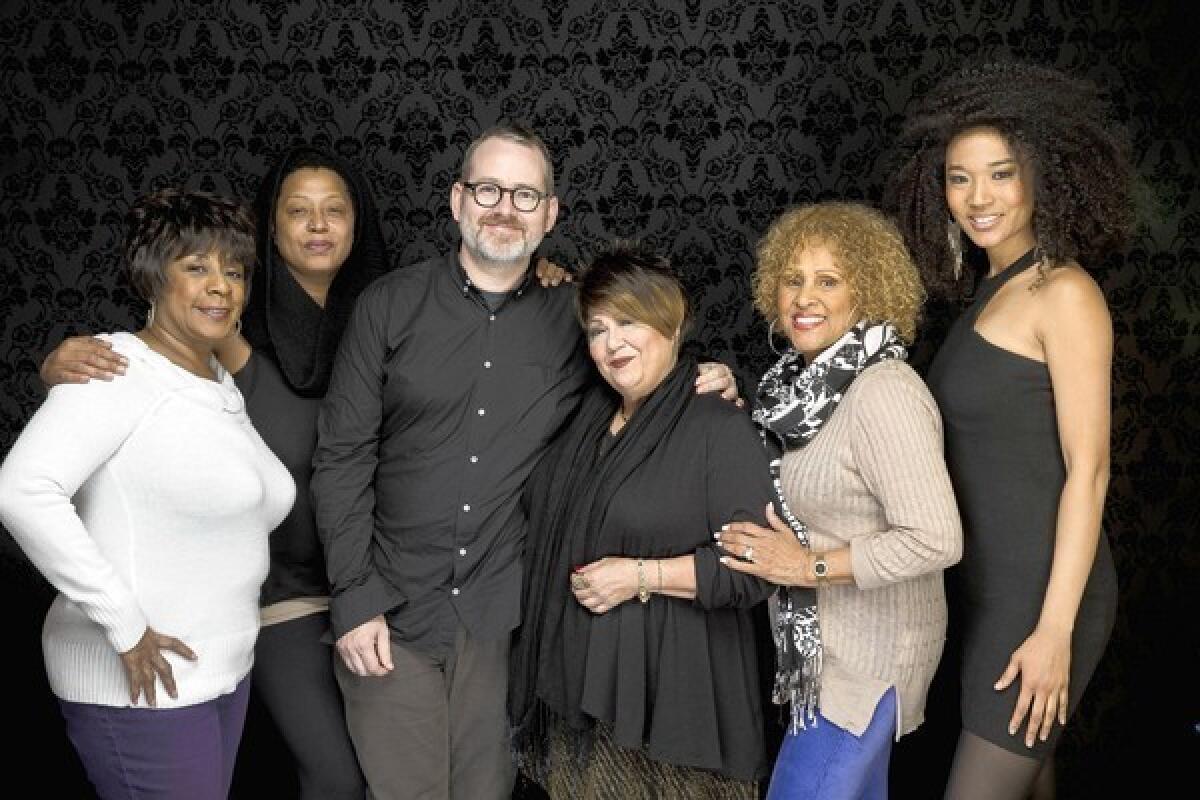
[310,122,582,800]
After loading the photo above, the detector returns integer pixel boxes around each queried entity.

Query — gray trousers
[334,626,514,800]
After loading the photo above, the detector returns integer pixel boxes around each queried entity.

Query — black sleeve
[692,406,777,610]
[311,281,404,638]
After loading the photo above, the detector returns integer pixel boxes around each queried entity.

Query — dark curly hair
[883,62,1133,301]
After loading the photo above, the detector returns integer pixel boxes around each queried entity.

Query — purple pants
[58,677,251,800]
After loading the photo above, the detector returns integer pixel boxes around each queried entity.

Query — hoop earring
[146,301,156,328]
[766,319,782,357]
[946,218,964,280]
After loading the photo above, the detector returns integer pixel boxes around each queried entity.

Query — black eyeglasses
[461,181,549,212]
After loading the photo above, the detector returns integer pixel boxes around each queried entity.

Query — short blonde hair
[752,203,924,342]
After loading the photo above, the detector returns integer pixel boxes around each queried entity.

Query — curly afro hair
[753,203,924,343]
[883,62,1133,301]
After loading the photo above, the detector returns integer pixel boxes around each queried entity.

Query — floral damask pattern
[0,1,1195,797]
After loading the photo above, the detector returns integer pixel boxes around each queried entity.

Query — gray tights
[944,730,1056,800]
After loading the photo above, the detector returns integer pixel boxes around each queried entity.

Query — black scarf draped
[753,320,906,731]
[243,146,390,397]
[509,357,699,752]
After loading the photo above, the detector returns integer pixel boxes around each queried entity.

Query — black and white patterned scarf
[753,320,907,732]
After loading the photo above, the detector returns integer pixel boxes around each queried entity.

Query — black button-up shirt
[312,251,591,654]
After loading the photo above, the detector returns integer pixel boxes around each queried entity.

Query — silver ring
[744,546,755,562]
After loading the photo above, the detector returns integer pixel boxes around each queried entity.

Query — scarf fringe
[772,649,823,734]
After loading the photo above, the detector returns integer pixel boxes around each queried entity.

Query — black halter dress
[926,249,1117,757]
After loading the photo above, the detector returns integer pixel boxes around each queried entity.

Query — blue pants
[59,676,251,800]
[767,687,897,800]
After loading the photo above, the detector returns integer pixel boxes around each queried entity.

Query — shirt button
[469,455,479,463]
[459,548,467,556]
[477,408,486,416]
[483,360,492,368]
[451,587,460,596]
[462,504,471,512]
[489,314,496,321]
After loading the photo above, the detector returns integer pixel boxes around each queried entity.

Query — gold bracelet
[637,559,650,603]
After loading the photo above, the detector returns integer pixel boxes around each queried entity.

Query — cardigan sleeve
[846,366,963,590]
[693,405,776,609]
[0,373,157,654]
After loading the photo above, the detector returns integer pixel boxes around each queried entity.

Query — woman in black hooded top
[225,146,388,799]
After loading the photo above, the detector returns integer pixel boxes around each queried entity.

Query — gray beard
[460,221,541,265]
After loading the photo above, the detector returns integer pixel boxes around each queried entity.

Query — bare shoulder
[1036,262,1107,311]
[1033,262,1110,336]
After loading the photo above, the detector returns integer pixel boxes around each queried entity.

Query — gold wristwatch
[812,553,829,586]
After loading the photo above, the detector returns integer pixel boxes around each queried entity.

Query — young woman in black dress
[886,63,1132,799]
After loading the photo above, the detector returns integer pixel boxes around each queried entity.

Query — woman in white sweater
[0,189,294,800]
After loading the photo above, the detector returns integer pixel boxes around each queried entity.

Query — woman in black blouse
[511,243,775,799]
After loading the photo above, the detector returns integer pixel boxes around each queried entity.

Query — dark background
[1,1,1195,796]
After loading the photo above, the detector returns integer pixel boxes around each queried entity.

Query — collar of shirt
[450,247,537,314]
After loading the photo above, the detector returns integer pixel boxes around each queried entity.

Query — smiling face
[944,126,1037,270]
[273,167,355,285]
[451,137,558,267]
[151,248,247,348]
[776,243,861,362]
[586,307,679,408]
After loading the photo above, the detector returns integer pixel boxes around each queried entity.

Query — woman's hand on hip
[995,624,1072,748]
[571,557,639,614]
[717,503,812,586]
[119,626,197,707]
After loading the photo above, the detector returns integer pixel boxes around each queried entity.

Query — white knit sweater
[0,333,294,708]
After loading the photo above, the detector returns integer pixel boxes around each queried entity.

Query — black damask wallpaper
[1,1,1195,796]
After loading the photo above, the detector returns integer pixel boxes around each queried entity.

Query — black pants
[251,612,366,800]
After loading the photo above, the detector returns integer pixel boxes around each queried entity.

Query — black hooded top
[243,146,390,398]
[234,146,391,607]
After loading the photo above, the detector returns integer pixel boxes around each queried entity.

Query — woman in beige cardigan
[719,202,963,800]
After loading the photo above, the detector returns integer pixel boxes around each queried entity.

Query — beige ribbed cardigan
[778,360,962,739]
